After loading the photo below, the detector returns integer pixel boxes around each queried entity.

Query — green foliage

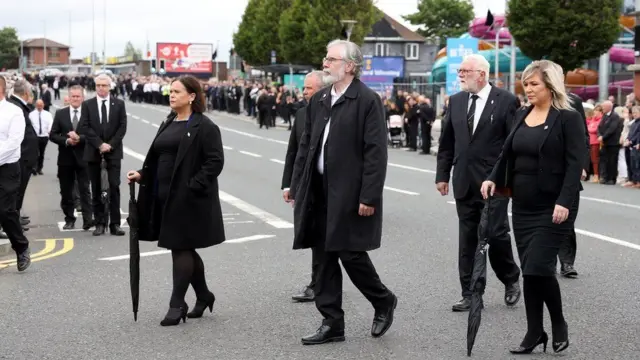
[278,0,312,65]
[0,27,20,68]
[251,0,293,66]
[302,0,381,67]
[232,0,265,65]
[403,0,474,48]
[123,41,142,61]
[507,0,623,72]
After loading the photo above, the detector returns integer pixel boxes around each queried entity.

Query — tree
[123,41,142,61]
[508,0,622,72]
[302,0,381,67]
[403,0,474,48]
[251,0,293,66]
[0,27,20,69]
[232,0,265,65]
[278,0,312,65]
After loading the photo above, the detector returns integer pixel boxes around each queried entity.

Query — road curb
[0,239,11,257]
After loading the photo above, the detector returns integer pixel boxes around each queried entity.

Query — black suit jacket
[567,93,590,171]
[77,97,127,162]
[281,102,307,189]
[436,85,519,200]
[597,110,623,147]
[49,106,87,166]
[488,107,586,209]
[7,95,39,167]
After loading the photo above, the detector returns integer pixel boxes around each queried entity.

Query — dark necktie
[467,94,479,136]
[38,112,42,135]
[101,100,108,132]
[72,109,79,130]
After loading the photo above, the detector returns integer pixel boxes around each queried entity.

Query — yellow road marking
[0,238,74,266]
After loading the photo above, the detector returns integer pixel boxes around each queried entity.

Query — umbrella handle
[129,182,136,201]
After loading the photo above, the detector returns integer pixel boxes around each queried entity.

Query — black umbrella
[100,156,110,225]
[127,182,140,321]
[466,196,494,356]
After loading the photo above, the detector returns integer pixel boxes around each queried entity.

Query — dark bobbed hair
[171,75,206,114]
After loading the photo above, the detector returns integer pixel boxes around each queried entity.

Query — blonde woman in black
[481,60,586,354]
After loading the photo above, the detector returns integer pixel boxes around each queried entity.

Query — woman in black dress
[481,60,586,354]
[127,75,225,326]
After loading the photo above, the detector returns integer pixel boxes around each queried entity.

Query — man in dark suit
[50,85,93,231]
[78,74,127,236]
[8,79,39,227]
[597,100,623,184]
[282,70,326,303]
[290,40,397,345]
[436,54,521,312]
[40,84,52,111]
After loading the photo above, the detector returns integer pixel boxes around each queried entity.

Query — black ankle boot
[187,292,215,318]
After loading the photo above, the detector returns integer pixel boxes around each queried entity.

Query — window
[48,47,60,59]
[375,43,389,56]
[405,43,419,60]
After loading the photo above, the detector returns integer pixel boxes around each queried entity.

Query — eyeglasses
[457,69,483,75]
[323,57,344,63]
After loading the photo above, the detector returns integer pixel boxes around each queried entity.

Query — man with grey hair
[282,70,326,303]
[290,40,397,344]
[0,76,31,271]
[436,53,522,312]
[8,79,39,227]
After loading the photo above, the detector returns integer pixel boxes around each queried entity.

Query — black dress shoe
[552,321,569,353]
[160,304,188,326]
[0,231,8,239]
[371,294,397,337]
[452,297,471,312]
[301,324,345,345]
[93,224,106,236]
[20,218,30,226]
[505,282,521,306]
[110,224,125,236]
[16,248,31,272]
[560,264,578,278]
[83,220,95,231]
[187,292,215,318]
[62,221,75,230]
[509,332,548,354]
[292,286,314,302]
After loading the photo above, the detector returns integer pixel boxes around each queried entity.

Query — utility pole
[506,0,516,94]
[69,11,72,65]
[92,0,95,70]
[43,21,47,68]
[102,0,106,70]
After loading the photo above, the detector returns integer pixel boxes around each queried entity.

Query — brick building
[22,38,70,67]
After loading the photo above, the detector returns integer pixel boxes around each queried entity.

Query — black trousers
[311,171,393,327]
[558,229,577,266]
[0,162,29,254]
[455,188,521,298]
[421,120,432,153]
[36,137,48,172]
[599,145,619,182]
[407,120,418,150]
[87,159,121,226]
[17,160,33,215]
[58,164,92,224]
[308,247,319,289]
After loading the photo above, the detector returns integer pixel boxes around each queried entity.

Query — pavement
[1,96,639,359]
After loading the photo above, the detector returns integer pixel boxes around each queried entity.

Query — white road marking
[239,150,262,158]
[223,145,233,150]
[219,126,289,145]
[444,201,639,250]
[141,119,150,124]
[384,186,420,195]
[270,158,285,164]
[131,115,140,120]
[98,235,276,261]
[151,123,159,128]
[579,196,640,210]
[387,162,436,174]
[225,220,255,224]
[123,146,293,229]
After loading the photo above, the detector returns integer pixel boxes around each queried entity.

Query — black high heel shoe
[160,304,188,326]
[552,321,569,353]
[187,292,215,318]
[509,332,548,354]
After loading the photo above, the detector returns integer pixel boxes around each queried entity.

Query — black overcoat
[290,79,388,252]
[135,112,226,249]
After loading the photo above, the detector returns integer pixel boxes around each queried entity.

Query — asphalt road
[1,96,639,360]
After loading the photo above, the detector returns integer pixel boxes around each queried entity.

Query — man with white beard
[290,39,397,345]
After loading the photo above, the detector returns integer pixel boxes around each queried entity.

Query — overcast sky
[1,0,505,64]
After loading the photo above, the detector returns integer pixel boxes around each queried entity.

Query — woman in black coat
[127,75,225,326]
[481,60,586,355]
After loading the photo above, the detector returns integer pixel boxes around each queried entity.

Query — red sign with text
[156,43,213,73]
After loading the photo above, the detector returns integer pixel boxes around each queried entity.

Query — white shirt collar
[70,105,81,113]
[471,83,492,100]
[97,94,110,103]
[331,80,353,98]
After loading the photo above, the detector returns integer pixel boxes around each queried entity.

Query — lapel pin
[322,94,327,99]
[491,100,494,104]
[544,125,548,130]
[187,132,191,137]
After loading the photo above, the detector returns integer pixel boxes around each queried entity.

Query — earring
[189,100,192,104]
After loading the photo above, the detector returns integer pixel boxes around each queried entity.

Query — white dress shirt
[29,109,54,137]
[467,83,492,134]
[69,105,82,126]
[0,99,26,165]
[316,81,352,174]
[96,95,110,123]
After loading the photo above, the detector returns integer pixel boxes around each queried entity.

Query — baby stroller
[388,114,404,147]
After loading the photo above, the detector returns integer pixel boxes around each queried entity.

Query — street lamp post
[340,20,357,41]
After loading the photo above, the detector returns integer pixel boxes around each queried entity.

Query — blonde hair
[521,60,571,110]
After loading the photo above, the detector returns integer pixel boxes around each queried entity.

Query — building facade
[22,38,70,67]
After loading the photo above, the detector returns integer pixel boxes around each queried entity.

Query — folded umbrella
[127,182,141,321]
[466,195,493,356]
[100,156,110,225]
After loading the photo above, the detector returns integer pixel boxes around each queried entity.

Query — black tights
[169,250,210,308]
[521,275,567,346]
